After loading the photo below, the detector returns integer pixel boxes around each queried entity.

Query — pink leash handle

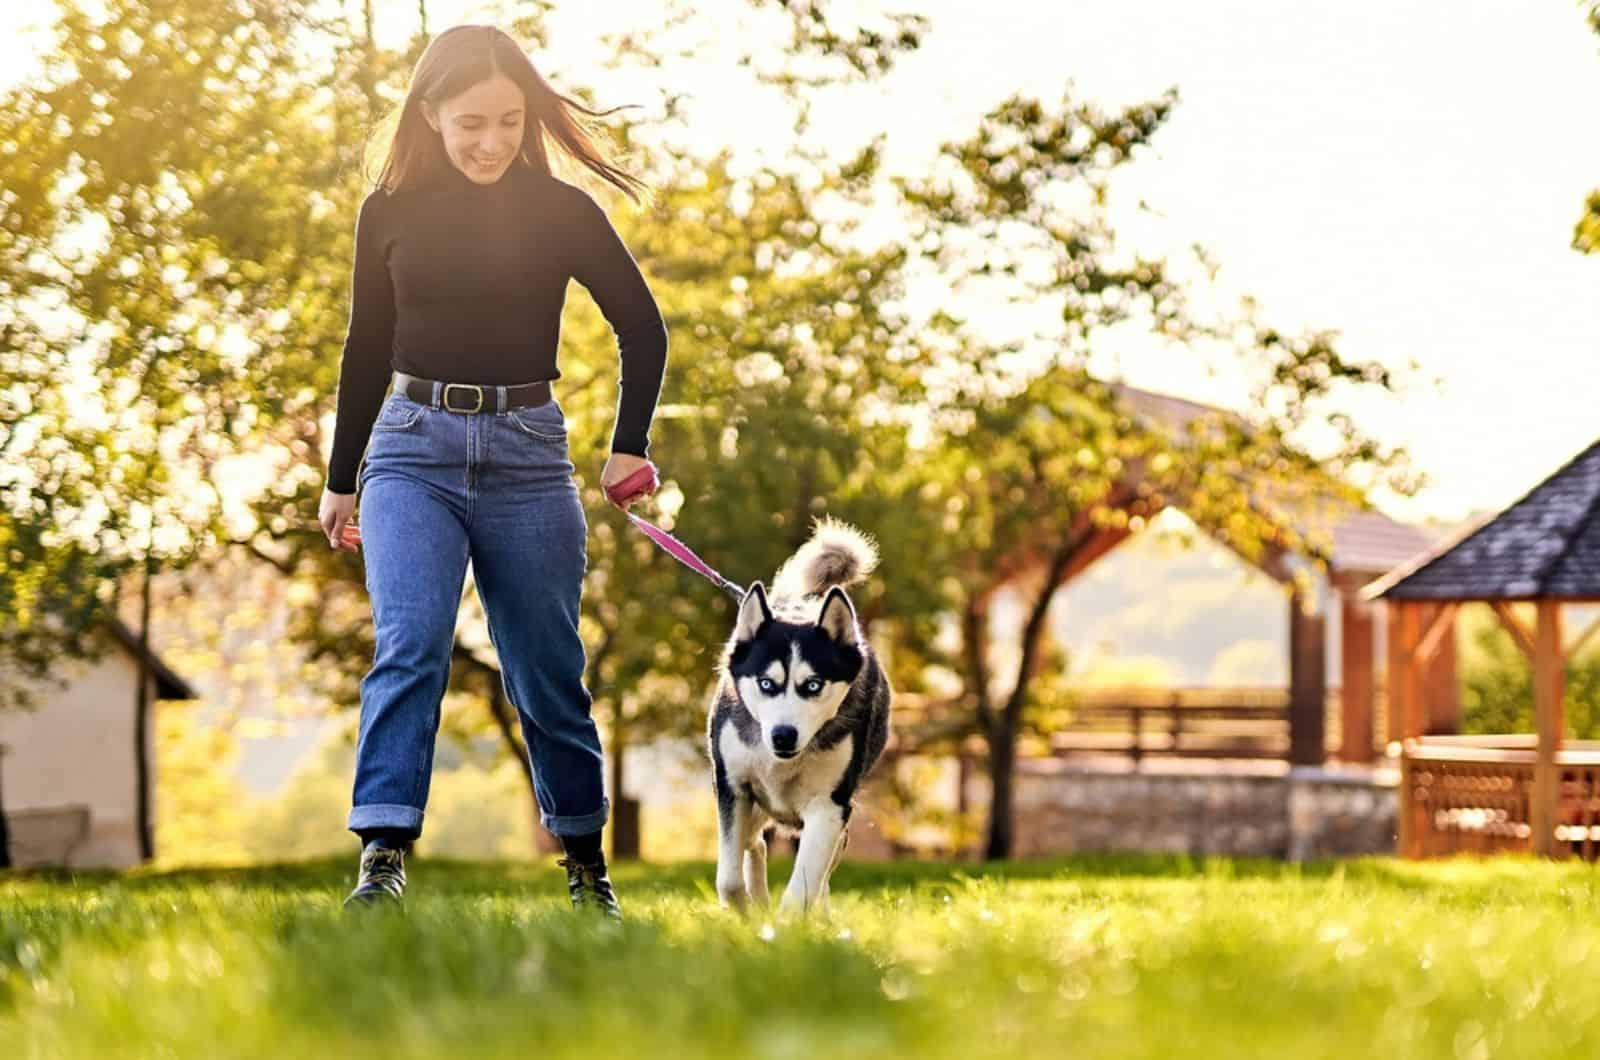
[603,462,661,507]
[604,461,746,601]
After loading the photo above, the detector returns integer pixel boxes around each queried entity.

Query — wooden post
[1532,600,1566,858]
[1405,604,1428,739]
[1397,741,1414,858]
[1424,603,1462,735]
[1339,589,1376,763]
[1289,591,1327,766]
[1389,602,1426,741]
[1384,602,1406,745]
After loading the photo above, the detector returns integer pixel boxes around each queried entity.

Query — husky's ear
[734,581,772,641]
[816,586,859,647]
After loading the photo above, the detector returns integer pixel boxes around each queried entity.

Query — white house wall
[0,650,155,868]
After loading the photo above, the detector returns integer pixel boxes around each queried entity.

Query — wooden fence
[1046,687,1291,761]
[890,685,1384,765]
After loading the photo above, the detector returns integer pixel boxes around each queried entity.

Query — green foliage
[6,856,1600,1057]
[153,705,251,866]
[0,517,108,710]
[1580,2,1600,253]
[1460,605,1600,739]
[0,0,352,707]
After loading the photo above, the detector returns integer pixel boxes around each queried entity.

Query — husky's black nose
[771,725,799,756]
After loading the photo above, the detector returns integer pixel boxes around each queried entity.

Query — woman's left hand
[600,452,655,512]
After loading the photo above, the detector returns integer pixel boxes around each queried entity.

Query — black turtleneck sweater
[325,160,668,494]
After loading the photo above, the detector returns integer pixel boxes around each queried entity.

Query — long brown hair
[364,24,648,203]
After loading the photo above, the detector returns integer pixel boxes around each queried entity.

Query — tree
[0,0,351,715]
[892,89,1414,859]
[0,0,368,863]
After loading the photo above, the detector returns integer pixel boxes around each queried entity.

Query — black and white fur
[705,515,891,916]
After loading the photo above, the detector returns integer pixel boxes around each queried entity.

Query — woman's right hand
[319,488,362,552]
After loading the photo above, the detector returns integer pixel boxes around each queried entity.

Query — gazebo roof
[1366,436,1600,602]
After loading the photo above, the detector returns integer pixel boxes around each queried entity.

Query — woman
[316,24,667,918]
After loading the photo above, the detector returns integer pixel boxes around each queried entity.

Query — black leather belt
[392,370,553,414]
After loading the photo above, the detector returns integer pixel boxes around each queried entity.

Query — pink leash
[604,462,747,601]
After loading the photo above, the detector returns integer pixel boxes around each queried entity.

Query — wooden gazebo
[1365,436,1600,859]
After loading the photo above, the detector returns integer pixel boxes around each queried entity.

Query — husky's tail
[770,515,880,598]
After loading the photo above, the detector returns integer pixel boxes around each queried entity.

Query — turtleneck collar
[437,157,535,193]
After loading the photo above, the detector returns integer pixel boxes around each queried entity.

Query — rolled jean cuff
[540,796,610,838]
[348,803,425,836]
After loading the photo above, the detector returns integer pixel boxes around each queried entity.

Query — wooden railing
[1047,687,1290,762]
[1400,737,1600,861]
[889,685,1382,764]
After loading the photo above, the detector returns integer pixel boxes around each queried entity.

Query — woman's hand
[600,452,655,512]
[319,488,362,552]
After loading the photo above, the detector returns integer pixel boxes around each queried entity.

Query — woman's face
[421,72,525,185]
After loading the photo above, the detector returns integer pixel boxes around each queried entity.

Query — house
[0,616,198,868]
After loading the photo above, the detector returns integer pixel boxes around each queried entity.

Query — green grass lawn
[3,853,1598,1059]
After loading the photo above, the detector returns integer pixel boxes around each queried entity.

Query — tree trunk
[355,0,381,121]
[0,749,11,869]
[610,705,641,859]
[974,498,1129,861]
[983,721,1016,860]
[134,550,155,862]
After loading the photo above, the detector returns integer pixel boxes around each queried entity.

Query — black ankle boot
[344,840,407,909]
[558,854,622,920]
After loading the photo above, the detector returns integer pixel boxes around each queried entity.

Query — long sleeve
[326,190,397,494]
[567,190,668,457]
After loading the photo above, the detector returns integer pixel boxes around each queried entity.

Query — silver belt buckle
[443,383,485,413]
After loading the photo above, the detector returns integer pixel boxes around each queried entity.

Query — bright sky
[6,0,1599,525]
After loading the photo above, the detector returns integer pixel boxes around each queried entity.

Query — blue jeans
[347,386,609,840]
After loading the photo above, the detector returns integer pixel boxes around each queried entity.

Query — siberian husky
[705,515,892,916]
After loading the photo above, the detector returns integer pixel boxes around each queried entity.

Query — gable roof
[1110,383,1433,577]
[1365,436,1600,602]
[106,617,199,700]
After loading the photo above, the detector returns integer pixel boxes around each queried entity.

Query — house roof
[106,617,199,699]
[1328,510,1437,577]
[1365,436,1600,602]
[1109,383,1434,577]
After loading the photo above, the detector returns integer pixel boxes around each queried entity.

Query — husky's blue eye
[803,679,823,694]
[758,678,776,693]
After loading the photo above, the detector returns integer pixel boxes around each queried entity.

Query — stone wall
[998,760,1398,860]
[842,757,1398,862]
[1284,765,1400,859]
[1007,760,1292,857]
